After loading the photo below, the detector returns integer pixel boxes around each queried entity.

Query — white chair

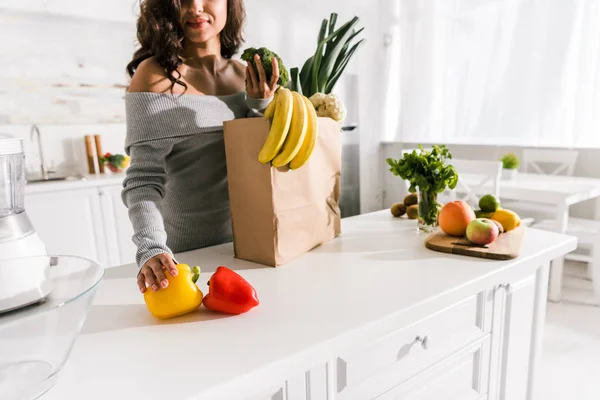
[440,158,503,210]
[535,216,600,304]
[524,148,579,175]
[515,149,600,303]
[501,149,580,219]
[534,215,600,304]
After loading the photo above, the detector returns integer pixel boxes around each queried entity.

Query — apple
[466,218,499,246]
[490,219,504,234]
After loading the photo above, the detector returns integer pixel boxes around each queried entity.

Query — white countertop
[41,210,576,400]
[25,173,125,194]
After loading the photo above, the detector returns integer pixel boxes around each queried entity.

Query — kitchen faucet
[30,124,49,180]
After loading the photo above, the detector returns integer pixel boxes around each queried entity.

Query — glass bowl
[0,255,104,400]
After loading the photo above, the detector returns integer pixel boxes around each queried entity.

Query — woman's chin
[184,29,215,44]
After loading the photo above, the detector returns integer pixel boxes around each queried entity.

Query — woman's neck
[181,37,225,73]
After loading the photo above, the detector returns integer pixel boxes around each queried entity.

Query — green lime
[475,210,494,219]
[479,194,500,212]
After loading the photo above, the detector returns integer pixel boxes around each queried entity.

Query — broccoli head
[241,47,289,88]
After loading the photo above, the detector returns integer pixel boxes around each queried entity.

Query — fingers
[137,253,180,293]
[158,254,178,278]
[247,61,258,90]
[270,57,280,88]
[245,67,254,92]
[254,55,268,87]
[149,261,169,289]
[142,266,159,292]
[137,272,147,293]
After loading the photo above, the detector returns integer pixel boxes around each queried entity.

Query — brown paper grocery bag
[223,117,342,267]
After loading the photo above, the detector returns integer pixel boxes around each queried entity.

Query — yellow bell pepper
[143,264,203,319]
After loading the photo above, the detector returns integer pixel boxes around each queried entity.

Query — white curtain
[382,0,600,148]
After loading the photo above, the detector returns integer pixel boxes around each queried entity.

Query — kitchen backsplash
[0,123,127,179]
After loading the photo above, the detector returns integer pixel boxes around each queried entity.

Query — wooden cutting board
[425,226,525,260]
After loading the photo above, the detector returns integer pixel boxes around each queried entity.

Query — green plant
[241,47,290,87]
[386,145,459,227]
[289,13,365,97]
[500,153,520,169]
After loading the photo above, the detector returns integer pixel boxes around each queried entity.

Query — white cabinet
[25,187,109,266]
[25,183,137,268]
[247,271,542,400]
[251,362,332,400]
[335,291,492,399]
[375,338,491,400]
[495,275,537,400]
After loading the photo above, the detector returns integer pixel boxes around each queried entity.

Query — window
[384,0,600,148]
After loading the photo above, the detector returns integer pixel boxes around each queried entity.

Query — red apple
[466,218,499,245]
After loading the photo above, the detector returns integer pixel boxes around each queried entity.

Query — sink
[27,176,85,184]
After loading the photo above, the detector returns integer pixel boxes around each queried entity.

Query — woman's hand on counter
[137,253,178,293]
[246,54,279,99]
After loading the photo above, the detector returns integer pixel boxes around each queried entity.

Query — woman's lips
[186,20,208,29]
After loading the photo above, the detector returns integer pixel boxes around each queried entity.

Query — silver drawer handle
[497,283,511,293]
[415,335,430,350]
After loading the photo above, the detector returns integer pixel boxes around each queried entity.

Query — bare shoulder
[127,57,176,93]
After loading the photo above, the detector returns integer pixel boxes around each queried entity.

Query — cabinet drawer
[376,336,490,400]
[336,291,491,396]
[248,362,332,400]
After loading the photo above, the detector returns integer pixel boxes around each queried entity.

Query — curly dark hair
[126,0,246,91]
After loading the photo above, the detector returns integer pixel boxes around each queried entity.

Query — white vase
[502,168,517,180]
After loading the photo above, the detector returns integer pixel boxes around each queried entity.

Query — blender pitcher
[1,137,25,216]
[0,137,47,260]
[0,137,50,314]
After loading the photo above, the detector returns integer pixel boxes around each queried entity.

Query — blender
[0,136,49,313]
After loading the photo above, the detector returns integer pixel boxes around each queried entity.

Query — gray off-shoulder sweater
[121,91,272,268]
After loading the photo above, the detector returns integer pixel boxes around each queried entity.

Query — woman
[123,0,278,293]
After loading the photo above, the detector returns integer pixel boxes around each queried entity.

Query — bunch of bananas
[258,87,319,169]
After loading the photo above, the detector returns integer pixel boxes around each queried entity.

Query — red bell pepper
[202,266,259,314]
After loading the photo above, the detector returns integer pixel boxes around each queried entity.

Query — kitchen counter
[41,210,576,400]
[25,172,125,195]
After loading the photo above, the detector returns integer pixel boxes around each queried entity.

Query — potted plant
[386,145,459,232]
[500,153,519,180]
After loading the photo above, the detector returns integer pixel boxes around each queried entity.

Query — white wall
[0,4,137,125]
[0,0,385,211]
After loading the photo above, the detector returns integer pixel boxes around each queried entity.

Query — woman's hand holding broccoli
[245,54,279,99]
[242,47,289,100]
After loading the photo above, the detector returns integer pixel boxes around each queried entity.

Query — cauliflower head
[309,93,347,126]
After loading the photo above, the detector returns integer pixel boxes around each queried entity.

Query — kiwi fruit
[403,193,418,207]
[390,202,407,218]
[406,204,419,219]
